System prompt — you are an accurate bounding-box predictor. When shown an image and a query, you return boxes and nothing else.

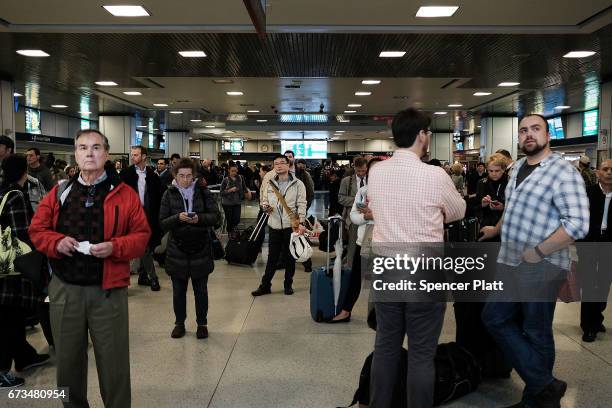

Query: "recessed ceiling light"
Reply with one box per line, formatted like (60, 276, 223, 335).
(103, 5, 150, 17)
(212, 79, 234, 84)
(13, 92, 22, 97)
(554, 105, 571, 109)
(205, 125, 215, 128)
(16, 49, 49, 57)
(416, 6, 459, 18)
(137, 125, 147, 128)
(379, 51, 405, 58)
(95, 81, 118, 86)
(498, 82, 520, 87)
(434, 112, 447, 115)
(473, 92, 492, 96)
(226, 91, 244, 96)
(448, 104, 463, 108)
(178, 51, 207, 58)
(563, 51, 596, 58)
(123, 91, 142, 95)
(362, 80, 381, 85)
(336, 131, 346, 133)
(257, 119, 268, 123)
(247, 110, 260, 113)
(355, 91, 372, 96)
(153, 103, 168, 107)
(170, 111, 183, 114)
(347, 104, 362, 108)
(344, 110, 357, 113)
(190, 119, 202, 122)
(51, 105, 67, 108)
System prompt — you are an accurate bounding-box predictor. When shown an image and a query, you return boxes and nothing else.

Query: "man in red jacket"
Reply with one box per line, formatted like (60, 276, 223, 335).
(29, 130, 150, 408)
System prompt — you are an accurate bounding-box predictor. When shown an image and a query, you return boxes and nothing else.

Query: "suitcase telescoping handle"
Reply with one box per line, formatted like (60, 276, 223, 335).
(249, 212, 269, 242)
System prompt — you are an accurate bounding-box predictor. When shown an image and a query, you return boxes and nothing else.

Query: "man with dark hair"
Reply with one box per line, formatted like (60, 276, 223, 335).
(0, 135, 15, 185)
(368, 108, 465, 408)
(467, 162, 487, 196)
(284, 150, 296, 174)
(170, 153, 181, 170)
(339, 156, 369, 267)
(26, 147, 54, 191)
(29, 130, 151, 407)
(121, 145, 163, 291)
(480, 113, 589, 408)
(495, 149, 515, 176)
(156, 158, 173, 187)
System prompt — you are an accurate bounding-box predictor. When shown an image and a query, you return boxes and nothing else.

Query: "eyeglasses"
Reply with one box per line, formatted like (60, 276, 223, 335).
(176, 174, 193, 179)
(85, 185, 96, 208)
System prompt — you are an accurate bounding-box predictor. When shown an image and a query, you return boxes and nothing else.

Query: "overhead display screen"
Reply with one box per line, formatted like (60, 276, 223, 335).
(547, 117, 564, 139)
(222, 140, 243, 152)
(25, 108, 42, 135)
(281, 140, 328, 159)
(583, 110, 598, 136)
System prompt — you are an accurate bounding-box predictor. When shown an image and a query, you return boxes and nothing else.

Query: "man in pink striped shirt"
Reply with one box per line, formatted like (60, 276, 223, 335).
(367, 108, 465, 408)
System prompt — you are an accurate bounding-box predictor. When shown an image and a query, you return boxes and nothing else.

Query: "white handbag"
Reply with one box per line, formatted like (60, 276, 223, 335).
(0, 190, 32, 278)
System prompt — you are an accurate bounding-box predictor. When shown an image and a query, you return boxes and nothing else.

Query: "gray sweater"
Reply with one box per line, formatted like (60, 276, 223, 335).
(220, 175, 247, 206)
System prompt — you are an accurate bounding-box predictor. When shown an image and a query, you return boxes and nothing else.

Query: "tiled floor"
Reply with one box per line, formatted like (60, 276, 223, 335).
(6, 217, 612, 407)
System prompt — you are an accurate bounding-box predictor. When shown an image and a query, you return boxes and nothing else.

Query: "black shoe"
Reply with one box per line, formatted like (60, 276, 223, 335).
(251, 287, 271, 296)
(196, 326, 208, 339)
(582, 331, 597, 342)
(534, 378, 567, 408)
(304, 266, 312, 273)
(0, 370, 25, 388)
(598, 324, 606, 333)
(284, 287, 294, 295)
(327, 313, 351, 324)
(137, 273, 151, 286)
(171, 325, 186, 338)
(15, 354, 50, 372)
(150, 278, 160, 291)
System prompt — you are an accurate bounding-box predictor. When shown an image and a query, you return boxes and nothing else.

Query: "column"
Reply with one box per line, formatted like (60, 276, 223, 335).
(165, 131, 189, 157)
(0, 80, 16, 145)
(599, 81, 612, 161)
(481, 116, 519, 160)
(98, 115, 136, 154)
(200, 140, 218, 162)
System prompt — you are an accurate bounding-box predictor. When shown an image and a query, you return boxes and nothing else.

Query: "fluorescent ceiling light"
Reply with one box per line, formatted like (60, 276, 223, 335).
(170, 111, 183, 114)
(344, 110, 357, 113)
(473, 92, 492, 96)
(95, 81, 118, 86)
(362, 80, 381, 85)
(448, 104, 463, 108)
(190, 119, 202, 122)
(434, 111, 447, 115)
(379, 51, 405, 58)
(416, 6, 459, 18)
(205, 125, 215, 128)
(257, 119, 268, 123)
(347, 104, 362, 108)
(355, 91, 372, 96)
(123, 91, 142, 95)
(13, 92, 22, 97)
(137, 125, 147, 128)
(477, 125, 482, 128)
(336, 130, 346, 133)
(178, 51, 207, 58)
(16, 49, 49, 57)
(153, 103, 168, 107)
(152, 128, 159, 131)
(51, 105, 67, 108)
(498, 82, 520, 87)
(563, 51, 596, 58)
(103, 5, 150, 17)
(554, 105, 571, 109)
(247, 110, 260, 113)
(80, 111, 92, 115)
(226, 91, 244, 96)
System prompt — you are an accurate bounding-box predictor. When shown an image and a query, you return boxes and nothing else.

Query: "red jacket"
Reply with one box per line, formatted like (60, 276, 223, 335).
(29, 180, 151, 290)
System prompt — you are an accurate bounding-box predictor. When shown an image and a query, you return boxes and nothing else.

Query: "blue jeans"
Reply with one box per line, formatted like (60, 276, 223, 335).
(482, 261, 565, 404)
(172, 276, 209, 326)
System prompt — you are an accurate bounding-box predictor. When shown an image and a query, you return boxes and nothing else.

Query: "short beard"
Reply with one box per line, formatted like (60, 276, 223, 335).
(520, 141, 547, 156)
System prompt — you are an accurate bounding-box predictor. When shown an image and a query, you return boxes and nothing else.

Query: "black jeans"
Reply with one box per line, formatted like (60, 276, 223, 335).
(341, 244, 362, 313)
(0, 305, 39, 370)
(223, 204, 242, 232)
(172, 276, 209, 327)
(261, 227, 296, 289)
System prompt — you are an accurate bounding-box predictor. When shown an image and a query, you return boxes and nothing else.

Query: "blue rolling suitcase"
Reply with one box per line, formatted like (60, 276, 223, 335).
(310, 216, 351, 322)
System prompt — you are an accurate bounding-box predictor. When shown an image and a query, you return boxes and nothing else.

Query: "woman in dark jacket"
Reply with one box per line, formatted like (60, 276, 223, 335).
(475, 153, 509, 238)
(159, 158, 221, 340)
(0, 154, 49, 388)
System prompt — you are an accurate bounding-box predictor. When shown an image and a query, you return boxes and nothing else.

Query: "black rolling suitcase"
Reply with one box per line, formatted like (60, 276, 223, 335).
(225, 213, 268, 266)
(445, 217, 480, 242)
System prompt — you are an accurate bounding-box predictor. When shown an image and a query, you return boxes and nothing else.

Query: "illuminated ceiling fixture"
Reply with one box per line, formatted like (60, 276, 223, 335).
(362, 80, 381, 85)
(137, 125, 147, 128)
(448, 104, 463, 108)
(103, 5, 150, 17)
(170, 111, 183, 114)
(473, 92, 492, 96)
(280, 114, 327, 123)
(554, 105, 571, 109)
(336, 130, 346, 133)
(95, 81, 118, 86)
(336, 115, 350, 123)
(13, 92, 22, 97)
(379, 51, 405, 58)
(178, 51, 207, 58)
(51, 105, 67, 108)
(416, 6, 459, 17)
(190, 119, 202, 122)
(153, 103, 168, 107)
(347, 104, 362, 108)
(257, 119, 268, 122)
(123, 91, 142, 95)
(434, 111, 447, 115)
(498, 82, 520, 87)
(80, 111, 92, 115)
(563, 51, 596, 58)
(226, 91, 244, 96)
(355, 91, 372, 96)
(227, 114, 248, 121)
(205, 125, 215, 128)
(247, 110, 260, 113)
(16, 49, 49, 57)
(213, 79, 234, 84)
(344, 110, 357, 113)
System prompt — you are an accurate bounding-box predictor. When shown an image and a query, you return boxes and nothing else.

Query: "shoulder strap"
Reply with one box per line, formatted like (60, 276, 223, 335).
(0, 190, 23, 216)
(269, 182, 296, 219)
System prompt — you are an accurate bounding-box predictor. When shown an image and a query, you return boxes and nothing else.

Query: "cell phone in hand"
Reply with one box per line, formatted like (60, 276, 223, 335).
(187, 212, 196, 218)
(490, 200, 501, 206)
(356, 202, 367, 209)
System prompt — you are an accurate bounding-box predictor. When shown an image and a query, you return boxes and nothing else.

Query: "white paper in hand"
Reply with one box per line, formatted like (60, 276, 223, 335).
(75, 241, 92, 255)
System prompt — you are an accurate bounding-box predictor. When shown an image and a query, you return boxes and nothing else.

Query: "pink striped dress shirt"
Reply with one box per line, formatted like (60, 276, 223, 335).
(368, 149, 466, 243)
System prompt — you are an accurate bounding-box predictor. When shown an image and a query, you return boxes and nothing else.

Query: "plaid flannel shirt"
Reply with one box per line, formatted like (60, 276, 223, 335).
(499, 153, 589, 270)
(0, 187, 33, 245)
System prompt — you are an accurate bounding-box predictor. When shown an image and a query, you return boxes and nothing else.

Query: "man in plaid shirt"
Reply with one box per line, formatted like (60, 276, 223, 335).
(480, 114, 589, 408)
